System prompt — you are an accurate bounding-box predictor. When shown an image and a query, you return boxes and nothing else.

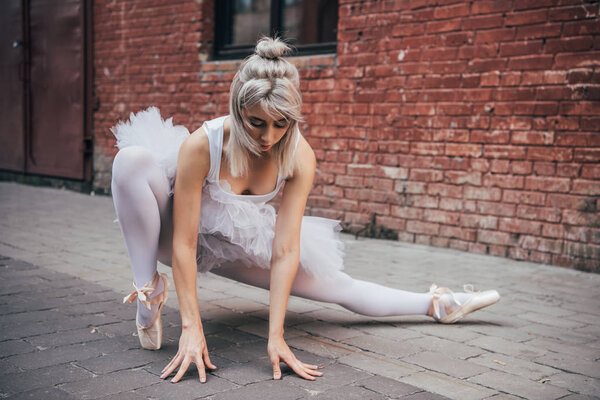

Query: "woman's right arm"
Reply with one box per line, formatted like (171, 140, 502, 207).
(160, 127, 215, 383)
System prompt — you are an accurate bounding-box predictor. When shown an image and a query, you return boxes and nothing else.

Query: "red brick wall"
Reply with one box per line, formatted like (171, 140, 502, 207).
(93, 0, 600, 271)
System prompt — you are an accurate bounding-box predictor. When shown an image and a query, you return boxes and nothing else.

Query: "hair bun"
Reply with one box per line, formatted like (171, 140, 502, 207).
(255, 36, 290, 60)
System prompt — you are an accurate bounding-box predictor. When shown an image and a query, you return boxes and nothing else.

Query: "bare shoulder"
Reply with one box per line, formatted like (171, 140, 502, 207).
(293, 134, 316, 178)
(177, 126, 211, 179)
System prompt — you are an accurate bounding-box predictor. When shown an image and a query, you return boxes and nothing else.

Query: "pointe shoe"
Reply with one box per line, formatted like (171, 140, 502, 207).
(427, 284, 500, 324)
(123, 272, 169, 350)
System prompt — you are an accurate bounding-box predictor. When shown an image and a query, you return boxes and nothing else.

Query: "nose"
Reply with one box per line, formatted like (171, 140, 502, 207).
(261, 125, 276, 143)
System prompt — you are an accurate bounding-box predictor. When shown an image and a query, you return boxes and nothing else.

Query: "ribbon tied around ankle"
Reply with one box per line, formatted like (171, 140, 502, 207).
(428, 283, 463, 320)
(123, 281, 156, 310)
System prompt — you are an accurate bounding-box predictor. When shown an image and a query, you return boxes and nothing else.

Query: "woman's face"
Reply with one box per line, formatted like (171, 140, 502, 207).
(243, 104, 289, 152)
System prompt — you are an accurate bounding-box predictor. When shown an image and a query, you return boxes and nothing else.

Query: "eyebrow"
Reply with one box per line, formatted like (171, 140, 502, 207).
(248, 116, 287, 123)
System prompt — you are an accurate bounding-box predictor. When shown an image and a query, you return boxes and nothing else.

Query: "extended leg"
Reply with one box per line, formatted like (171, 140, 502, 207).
(111, 146, 172, 326)
(212, 264, 472, 317)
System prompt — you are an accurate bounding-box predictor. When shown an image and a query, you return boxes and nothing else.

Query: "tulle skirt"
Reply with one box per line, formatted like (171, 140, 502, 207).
(111, 107, 345, 278)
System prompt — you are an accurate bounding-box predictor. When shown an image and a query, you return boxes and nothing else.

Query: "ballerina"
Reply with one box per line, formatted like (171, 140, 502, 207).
(110, 36, 500, 384)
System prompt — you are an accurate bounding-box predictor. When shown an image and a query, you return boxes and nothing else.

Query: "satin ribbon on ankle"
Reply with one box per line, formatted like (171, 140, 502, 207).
(123, 274, 160, 310)
(429, 283, 463, 320)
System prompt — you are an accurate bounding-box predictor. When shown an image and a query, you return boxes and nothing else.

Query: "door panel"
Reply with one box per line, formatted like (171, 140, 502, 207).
(27, 0, 85, 179)
(0, 0, 25, 172)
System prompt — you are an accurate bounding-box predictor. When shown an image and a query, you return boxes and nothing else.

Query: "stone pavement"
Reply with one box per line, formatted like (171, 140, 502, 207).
(0, 182, 598, 400)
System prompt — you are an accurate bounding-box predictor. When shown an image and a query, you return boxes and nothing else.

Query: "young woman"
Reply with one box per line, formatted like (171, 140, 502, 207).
(111, 37, 499, 384)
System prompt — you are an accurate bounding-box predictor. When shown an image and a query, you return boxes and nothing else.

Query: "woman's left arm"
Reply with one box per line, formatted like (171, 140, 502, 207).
(267, 137, 322, 381)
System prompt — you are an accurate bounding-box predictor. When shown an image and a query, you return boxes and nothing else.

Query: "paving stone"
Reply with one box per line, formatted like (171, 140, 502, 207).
(286, 362, 365, 391)
(209, 379, 307, 400)
(97, 391, 150, 400)
(534, 352, 600, 379)
(285, 335, 355, 359)
(0, 358, 21, 375)
(59, 369, 159, 399)
(296, 321, 363, 341)
(7, 342, 102, 370)
(7, 387, 80, 400)
(24, 326, 106, 348)
(134, 375, 238, 400)
(405, 336, 483, 360)
(313, 384, 387, 399)
(0, 339, 36, 357)
(402, 391, 452, 400)
(400, 371, 496, 400)
(546, 372, 600, 397)
(525, 337, 600, 361)
(338, 352, 420, 380)
(468, 352, 560, 382)
(468, 370, 570, 400)
(355, 323, 423, 341)
(342, 334, 422, 358)
(211, 360, 272, 385)
(76, 348, 160, 374)
(402, 351, 489, 379)
(468, 336, 546, 359)
(355, 375, 422, 397)
(0, 363, 94, 395)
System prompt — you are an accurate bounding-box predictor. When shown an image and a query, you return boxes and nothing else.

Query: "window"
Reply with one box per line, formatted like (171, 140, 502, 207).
(215, 0, 338, 60)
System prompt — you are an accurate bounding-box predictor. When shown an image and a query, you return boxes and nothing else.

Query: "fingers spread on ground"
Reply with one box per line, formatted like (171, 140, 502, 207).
(302, 362, 319, 370)
(171, 357, 191, 383)
(204, 352, 217, 370)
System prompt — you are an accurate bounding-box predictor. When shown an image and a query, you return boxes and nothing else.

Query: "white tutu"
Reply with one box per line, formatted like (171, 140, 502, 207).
(112, 107, 345, 278)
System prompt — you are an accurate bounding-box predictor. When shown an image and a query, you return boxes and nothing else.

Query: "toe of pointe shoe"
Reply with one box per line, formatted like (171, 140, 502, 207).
(439, 290, 500, 324)
(137, 319, 163, 350)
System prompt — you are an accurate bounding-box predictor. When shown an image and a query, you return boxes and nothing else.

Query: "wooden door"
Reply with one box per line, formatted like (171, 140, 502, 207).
(0, 0, 90, 181)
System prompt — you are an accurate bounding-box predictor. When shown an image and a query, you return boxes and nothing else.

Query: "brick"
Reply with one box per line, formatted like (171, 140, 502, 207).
(546, 36, 594, 53)
(556, 163, 581, 178)
(445, 143, 482, 157)
(439, 225, 476, 241)
(409, 168, 443, 182)
(508, 55, 554, 70)
(510, 160, 533, 174)
(476, 201, 517, 217)
(499, 40, 543, 56)
(549, 4, 598, 22)
(406, 220, 440, 235)
(445, 171, 482, 185)
(499, 217, 542, 235)
(581, 164, 600, 179)
(511, 131, 554, 145)
(483, 173, 524, 189)
(504, 9, 548, 26)
(475, 28, 516, 43)
(527, 147, 572, 162)
(490, 159, 510, 173)
(462, 14, 504, 30)
(472, 0, 512, 15)
(503, 189, 545, 205)
(525, 176, 570, 192)
(517, 205, 562, 222)
(471, 130, 510, 143)
(484, 145, 528, 159)
(516, 23, 562, 40)
(478, 230, 517, 246)
(572, 179, 600, 195)
(555, 51, 600, 68)
(464, 186, 501, 201)
(533, 161, 556, 176)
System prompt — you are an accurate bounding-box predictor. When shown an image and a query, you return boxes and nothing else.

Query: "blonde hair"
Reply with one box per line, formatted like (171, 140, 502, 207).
(227, 36, 304, 178)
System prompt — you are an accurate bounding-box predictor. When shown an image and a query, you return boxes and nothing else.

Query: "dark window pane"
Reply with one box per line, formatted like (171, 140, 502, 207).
(231, 0, 271, 46)
(281, 0, 337, 45)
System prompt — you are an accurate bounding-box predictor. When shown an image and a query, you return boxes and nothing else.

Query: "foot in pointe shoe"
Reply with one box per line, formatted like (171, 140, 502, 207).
(427, 284, 500, 324)
(123, 272, 169, 350)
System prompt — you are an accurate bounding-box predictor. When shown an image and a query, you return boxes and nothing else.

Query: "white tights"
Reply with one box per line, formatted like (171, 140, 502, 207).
(112, 146, 470, 326)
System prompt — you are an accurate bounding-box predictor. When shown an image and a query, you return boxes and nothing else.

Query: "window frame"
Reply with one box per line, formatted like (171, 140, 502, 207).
(214, 0, 338, 60)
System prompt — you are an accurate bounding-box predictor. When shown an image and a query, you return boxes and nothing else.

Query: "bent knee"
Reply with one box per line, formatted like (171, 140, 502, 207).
(112, 146, 155, 187)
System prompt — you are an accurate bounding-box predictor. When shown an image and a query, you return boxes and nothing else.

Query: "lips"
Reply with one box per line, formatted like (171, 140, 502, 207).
(260, 144, 271, 151)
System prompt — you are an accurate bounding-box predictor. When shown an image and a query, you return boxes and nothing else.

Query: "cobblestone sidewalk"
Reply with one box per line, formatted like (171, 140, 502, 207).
(0, 182, 599, 399)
